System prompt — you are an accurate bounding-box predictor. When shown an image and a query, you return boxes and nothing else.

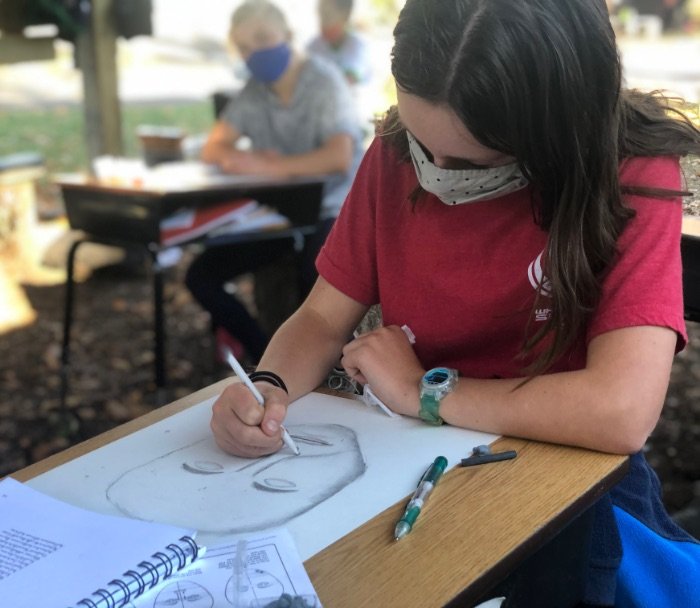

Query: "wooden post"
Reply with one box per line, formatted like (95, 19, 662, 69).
(75, 0, 123, 164)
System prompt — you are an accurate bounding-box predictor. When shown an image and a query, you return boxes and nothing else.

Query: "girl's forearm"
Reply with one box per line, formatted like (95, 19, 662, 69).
(257, 306, 353, 402)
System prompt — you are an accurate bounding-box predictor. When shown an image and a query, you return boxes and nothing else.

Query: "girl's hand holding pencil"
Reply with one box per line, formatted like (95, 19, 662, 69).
(211, 347, 299, 458)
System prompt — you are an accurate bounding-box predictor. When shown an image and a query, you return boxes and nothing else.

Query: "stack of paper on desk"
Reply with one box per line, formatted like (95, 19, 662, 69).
(0, 479, 320, 608)
(0, 477, 199, 608)
(160, 199, 290, 247)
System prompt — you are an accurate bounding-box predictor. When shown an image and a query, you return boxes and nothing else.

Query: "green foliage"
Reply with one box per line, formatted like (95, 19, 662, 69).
(0, 105, 86, 173)
(0, 101, 212, 174)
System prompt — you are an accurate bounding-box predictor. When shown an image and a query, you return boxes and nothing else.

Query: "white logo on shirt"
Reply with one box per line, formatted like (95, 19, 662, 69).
(527, 251, 552, 297)
(535, 308, 552, 322)
(528, 252, 552, 322)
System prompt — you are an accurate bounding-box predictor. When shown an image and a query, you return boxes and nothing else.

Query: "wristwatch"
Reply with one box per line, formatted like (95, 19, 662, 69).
(419, 367, 458, 425)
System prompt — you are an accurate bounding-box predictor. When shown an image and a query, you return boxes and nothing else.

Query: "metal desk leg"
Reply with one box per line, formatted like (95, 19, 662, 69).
(148, 246, 167, 406)
(59, 238, 85, 422)
(61, 239, 168, 411)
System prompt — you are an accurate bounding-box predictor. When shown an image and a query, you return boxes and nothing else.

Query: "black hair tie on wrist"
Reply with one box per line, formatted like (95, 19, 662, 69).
(248, 371, 288, 394)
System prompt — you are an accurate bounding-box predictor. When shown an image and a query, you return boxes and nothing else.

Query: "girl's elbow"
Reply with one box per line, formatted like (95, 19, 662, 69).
(608, 433, 648, 455)
(593, 427, 648, 455)
(605, 396, 664, 454)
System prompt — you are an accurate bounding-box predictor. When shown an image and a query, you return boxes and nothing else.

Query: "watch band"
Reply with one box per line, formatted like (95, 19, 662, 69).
(419, 392, 444, 425)
(419, 367, 458, 425)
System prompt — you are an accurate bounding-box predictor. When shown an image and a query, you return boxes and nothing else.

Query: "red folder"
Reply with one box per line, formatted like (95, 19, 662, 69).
(159, 199, 259, 247)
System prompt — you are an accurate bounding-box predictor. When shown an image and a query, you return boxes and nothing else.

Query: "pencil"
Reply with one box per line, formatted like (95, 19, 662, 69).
(222, 348, 300, 456)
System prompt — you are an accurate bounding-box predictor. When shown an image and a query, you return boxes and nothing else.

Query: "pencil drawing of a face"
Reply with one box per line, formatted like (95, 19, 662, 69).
(106, 424, 366, 533)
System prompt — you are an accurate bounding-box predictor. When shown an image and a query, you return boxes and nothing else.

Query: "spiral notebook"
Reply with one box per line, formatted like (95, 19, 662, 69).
(0, 477, 202, 608)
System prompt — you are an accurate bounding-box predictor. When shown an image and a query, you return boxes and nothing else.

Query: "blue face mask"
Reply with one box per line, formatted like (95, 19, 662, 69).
(245, 43, 291, 83)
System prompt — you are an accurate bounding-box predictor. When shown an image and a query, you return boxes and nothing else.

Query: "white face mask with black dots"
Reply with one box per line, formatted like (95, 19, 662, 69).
(407, 132, 528, 205)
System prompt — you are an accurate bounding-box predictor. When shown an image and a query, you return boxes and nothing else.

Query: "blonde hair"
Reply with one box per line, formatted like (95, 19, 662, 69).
(230, 0, 290, 38)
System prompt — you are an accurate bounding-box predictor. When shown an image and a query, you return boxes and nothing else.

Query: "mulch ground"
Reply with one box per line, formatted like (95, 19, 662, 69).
(0, 252, 229, 471)
(1, 157, 699, 539)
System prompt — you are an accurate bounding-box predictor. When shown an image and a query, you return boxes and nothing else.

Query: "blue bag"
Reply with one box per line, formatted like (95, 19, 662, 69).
(612, 454, 700, 607)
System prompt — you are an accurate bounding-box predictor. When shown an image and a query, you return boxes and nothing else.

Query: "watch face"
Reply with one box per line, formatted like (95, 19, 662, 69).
(424, 367, 452, 389)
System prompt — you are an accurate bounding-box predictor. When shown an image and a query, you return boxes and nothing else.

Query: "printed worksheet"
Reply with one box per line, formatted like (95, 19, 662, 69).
(133, 528, 320, 608)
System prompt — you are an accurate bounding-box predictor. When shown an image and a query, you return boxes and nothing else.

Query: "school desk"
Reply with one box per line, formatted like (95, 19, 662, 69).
(11, 379, 629, 608)
(55, 173, 324, 407)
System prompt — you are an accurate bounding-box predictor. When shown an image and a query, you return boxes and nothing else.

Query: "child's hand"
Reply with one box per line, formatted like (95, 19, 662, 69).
(210, 382, 290, 457)
(219, 150, 282, 176)
(340, 325, 424, 417)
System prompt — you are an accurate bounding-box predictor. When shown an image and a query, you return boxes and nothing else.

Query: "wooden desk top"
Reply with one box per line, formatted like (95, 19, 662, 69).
(55, 171, 326, 198)
(12, 381, 629, 607)
(55, 170, 326, 244)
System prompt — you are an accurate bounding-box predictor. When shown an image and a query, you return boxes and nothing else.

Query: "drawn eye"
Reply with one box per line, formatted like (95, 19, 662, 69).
(181, 461, 224, 475)
(253, 477, 298, 492)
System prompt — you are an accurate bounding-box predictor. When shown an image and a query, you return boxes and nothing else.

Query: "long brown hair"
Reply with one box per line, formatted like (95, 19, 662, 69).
(384, 0, 700, 375)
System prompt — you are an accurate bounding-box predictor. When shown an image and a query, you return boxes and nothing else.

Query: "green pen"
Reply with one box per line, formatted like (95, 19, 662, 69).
(394, 456, 448, 540)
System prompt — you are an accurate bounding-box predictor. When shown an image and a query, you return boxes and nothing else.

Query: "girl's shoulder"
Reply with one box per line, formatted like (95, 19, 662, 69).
(366, 135, 410, 165)
(619, 155, 681, 191)
(356, 137, 415, 191)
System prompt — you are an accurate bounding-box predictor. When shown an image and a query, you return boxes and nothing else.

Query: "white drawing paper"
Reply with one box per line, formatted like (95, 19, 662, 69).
(29, 392, 497, 560)
(106, 424, 366, 534)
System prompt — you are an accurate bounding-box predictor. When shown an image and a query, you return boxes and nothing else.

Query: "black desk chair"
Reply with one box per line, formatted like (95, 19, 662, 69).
(212, 90, 235, 119)
(682, 231, 700, 323)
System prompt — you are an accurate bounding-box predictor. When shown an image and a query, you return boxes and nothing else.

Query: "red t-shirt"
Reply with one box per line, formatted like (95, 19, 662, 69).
(317, 138, 687, 378)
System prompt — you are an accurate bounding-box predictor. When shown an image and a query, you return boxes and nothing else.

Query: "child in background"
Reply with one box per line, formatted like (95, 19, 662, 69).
(307, 0, 371, 87)
(186, 0, 363, 363)
(211, 0, 700, 605)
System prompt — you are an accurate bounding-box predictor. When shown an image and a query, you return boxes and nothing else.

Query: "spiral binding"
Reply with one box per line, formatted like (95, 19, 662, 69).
(72, 534, 201, 608)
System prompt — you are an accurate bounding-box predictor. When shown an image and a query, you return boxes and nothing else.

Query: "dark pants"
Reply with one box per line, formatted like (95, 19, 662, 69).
(185, 218, 335, 363)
